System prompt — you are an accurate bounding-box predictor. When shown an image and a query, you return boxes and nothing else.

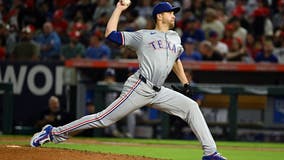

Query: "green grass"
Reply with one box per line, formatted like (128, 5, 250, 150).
(47, 143, 202, 160)
(46, 138, 284, 160)
(1, 135, 284, 160)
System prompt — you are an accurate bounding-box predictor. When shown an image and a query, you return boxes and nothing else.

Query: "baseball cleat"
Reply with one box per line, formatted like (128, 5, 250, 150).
(202, 152, 227, 160)
(30, 124, 53, 147)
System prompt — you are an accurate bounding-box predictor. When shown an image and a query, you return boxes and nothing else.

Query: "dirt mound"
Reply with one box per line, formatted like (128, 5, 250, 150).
(0, 145, 159, 160)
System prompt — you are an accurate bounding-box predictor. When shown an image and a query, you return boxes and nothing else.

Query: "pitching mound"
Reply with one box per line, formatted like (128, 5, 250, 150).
(0, 145, 159, 160)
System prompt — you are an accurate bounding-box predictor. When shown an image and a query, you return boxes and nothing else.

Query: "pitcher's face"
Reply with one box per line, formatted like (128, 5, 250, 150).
(161, 11, 176, 29)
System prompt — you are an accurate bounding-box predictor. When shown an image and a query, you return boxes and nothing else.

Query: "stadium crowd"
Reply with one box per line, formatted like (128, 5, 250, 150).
(0, 0, 284, 63)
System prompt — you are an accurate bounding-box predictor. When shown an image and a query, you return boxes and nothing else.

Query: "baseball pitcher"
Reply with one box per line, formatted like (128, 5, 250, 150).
(31, 1, 227, 160)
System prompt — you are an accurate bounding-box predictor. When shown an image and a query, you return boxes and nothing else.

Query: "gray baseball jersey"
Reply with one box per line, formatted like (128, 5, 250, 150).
(122, 29, 183, 87)
(50, 29, 217, 155)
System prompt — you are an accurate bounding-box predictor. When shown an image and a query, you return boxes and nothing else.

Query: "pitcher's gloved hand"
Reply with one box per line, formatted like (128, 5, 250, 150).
(171, 83, 193, 98)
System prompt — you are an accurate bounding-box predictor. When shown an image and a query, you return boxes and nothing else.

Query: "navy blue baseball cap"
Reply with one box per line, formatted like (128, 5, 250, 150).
(152, 2, 180, 19)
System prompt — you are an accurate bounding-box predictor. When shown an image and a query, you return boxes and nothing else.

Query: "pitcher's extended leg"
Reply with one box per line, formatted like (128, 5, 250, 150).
(51, 79, 149, 143)
(152, 87, 216, 156)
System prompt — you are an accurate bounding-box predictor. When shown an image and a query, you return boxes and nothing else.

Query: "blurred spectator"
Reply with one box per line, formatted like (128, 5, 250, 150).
(176, 8, 193, 31)
(86, 101, 96, 115)
(60, 30, 85, 60)
(250, 0, 273, 39)
(117, 15, 128, 31)
(208, 30, 228, 56)
(5, 24, 18, 56)
(199, 40, 223, 61)
(53, 0, 78, 9)
(74, 0, 96, 23)
(274, 29, 284, 48)
(189, 0, 205, 20)
(182, 0, 191, 9)
(225, 0, 236, 17)
(0, 40, 4, 60)
(0, 2, 4, 23)
(4, 2, 21, 29)
(245, 33, 262, 60)
(52, 9, 69, 44)
(71, 21, 91, 47)
(85, 30, 111, 59)
(221, 24, 235, 50)
(33, 2, 53, 29)
(63, 1, 78, 21)
(97, 68, 118, 100)
(34, 96, 74, 130)
(202, 8, 224, 40)
(36, 0, 53, 12)
(231, 1, 251, 32)
(36, 22, 61, 60)
(133, 10, 147, 29)
(272, 0, 284, 30)
(255, 40, 279, 63)
(73, 7, 85, 23)
(246, 0, 259, 16)
(215, 3, 229, 25)
(273, 31, 284, 63)
(181, 17, 205, 43)
(225, 37, 247, 62)
(18, 0, 39, 29)
(92, 11, 109, 34)
(0, 23, 7, 59)
(124, 9, 147, 31)
(230, 16, 248, 44)
(204, 0, 215, 8)
(93, 0, 114, 23)
(72, 21, 88, 32)
(11, 24, 39, 61)
(136, 0, 152, 18)
(4, 28, 14, 59)
(180, 37, 202, 61)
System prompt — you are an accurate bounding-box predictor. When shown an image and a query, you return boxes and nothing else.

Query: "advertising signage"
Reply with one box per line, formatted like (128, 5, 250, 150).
(0, 61, 66, 126)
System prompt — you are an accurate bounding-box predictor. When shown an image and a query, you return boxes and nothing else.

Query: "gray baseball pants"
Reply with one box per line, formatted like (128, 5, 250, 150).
(51, 73, 217, 155)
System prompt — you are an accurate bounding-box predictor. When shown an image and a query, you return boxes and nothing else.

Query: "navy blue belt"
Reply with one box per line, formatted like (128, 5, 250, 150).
(139, 74, 161, 92)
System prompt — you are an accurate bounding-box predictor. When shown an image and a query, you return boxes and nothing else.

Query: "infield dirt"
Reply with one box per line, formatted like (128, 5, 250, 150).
(0, 136, 162, 160)
(0, 145, 161, 160)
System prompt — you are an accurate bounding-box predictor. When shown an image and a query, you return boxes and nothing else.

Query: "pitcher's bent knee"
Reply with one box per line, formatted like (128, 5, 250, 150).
(182, 100, 201, 120)
(185, 100, 199, 112)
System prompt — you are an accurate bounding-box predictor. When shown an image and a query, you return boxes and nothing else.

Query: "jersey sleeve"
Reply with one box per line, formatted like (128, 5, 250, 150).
(121, 31, 143, 50)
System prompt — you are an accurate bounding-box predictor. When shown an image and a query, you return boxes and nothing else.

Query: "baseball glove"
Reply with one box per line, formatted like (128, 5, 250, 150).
(171, 83, 193, 98)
